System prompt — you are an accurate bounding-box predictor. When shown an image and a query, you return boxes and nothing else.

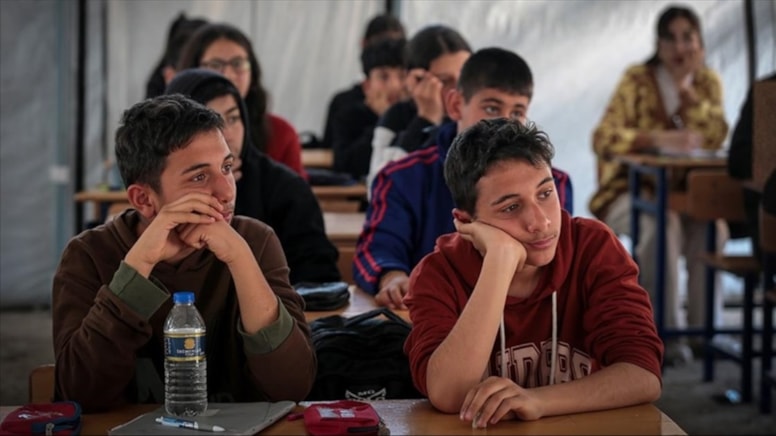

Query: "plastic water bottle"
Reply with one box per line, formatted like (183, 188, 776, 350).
(164, 291, 208, 416)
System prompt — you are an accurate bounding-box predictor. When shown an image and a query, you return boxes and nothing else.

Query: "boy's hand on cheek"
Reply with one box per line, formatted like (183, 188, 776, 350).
(412, 73, 445, 125)
(453, 218, 526, 263)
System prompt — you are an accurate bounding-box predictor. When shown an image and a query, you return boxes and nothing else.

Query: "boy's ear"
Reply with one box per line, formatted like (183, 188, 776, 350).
(126, 184, 157, 219)
(444, 89, 464, 122)
(452, 208, 473, 224)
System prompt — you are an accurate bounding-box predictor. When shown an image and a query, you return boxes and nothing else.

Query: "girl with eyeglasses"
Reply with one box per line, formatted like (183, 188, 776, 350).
(178, 23, 306, 179)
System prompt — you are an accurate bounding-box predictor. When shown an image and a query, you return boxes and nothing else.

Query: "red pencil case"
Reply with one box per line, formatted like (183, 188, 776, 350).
(288, 400, 383, 436)
(0, 401, 81, 435)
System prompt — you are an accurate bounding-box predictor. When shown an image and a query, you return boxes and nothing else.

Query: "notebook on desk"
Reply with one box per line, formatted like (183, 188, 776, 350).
(108, 401, 295, 435)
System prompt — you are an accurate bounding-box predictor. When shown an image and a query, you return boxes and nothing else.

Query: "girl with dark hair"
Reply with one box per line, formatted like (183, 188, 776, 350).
(178, 23, 306, 179)
(590, 5, 729, 365)
(144, 13, 208, 99)
(367, 25, 471, 190)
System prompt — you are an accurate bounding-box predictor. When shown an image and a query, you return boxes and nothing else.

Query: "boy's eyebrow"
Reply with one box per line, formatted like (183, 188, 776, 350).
(479, 97, 504, 105)
(181, 163, 210, 175)
(180, 152, 235, 175)
(489, 176, 555, 206)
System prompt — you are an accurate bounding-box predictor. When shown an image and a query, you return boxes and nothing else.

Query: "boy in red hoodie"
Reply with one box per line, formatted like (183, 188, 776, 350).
(403, 118, 663, 427)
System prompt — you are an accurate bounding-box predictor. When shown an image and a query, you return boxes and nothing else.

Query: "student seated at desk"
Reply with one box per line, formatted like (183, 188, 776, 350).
(331, 38, 407, 181)
(178, 23, 307, 179)
(52, 95, 316, 412)
(165, 68, 340, 285)
(589, 5, 728, 363)
(321, 13, 406, 151)
(367, 24, 471, 191)
(354, 48, 573, 309)
(404, 118, 663, 425)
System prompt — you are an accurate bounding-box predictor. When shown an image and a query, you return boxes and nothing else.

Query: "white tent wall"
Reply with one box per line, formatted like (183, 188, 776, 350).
(0, 0, 773, 307)
(401, 0, 775, 217)
(1, 0, 79, 308)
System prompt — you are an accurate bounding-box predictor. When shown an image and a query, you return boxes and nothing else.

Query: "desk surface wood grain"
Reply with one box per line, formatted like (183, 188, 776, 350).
(0, 400, 685, 435)
(302, 149, 333, 169)
(614, 153, 727, 169)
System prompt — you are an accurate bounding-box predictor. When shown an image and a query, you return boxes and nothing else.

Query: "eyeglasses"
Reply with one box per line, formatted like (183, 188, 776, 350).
(200, 57, 251, 73)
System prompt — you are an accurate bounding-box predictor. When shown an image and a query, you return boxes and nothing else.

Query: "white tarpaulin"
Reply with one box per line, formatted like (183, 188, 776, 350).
(1, 0, 774, 306)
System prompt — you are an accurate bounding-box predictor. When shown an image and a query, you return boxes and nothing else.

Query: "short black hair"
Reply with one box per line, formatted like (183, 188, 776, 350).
(405, 25, 470, 70)
(361, 37, 406, 76)
(444, 118, 554, 215)
(458, 47, 533, 101)
(363, 13, 405, 45)
(115, 94, 224, 192)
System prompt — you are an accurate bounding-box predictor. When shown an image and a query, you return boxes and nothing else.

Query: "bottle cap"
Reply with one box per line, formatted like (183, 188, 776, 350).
(173, 291, 195, 304)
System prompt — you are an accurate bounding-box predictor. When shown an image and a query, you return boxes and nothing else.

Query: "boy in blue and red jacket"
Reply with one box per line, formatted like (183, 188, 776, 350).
(353, 48, 573, 308)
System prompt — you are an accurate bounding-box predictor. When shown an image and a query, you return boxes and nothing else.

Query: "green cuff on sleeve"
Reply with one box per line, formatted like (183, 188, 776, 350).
(238, 297, 294, 355)
(109, 261, 169, 320)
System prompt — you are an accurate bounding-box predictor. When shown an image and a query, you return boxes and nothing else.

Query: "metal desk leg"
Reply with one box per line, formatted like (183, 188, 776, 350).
(703, 223, 717, 382)
(629, 168, 642, 266)
(655, 168, 668, 341)
(761, 259, 774, 413)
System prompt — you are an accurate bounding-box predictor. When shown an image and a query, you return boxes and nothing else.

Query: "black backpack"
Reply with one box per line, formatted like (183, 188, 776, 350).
(306, 308, 423, 401)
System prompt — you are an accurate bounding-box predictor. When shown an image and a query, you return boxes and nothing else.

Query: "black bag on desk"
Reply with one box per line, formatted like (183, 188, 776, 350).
(294, 281, 350, 311)
(306, 308, 422, 401)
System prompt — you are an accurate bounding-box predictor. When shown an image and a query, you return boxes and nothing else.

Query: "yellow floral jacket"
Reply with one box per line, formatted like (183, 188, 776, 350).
(589, 64, 728, 220)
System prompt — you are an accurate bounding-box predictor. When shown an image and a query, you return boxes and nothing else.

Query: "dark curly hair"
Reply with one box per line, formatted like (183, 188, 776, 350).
(115, 94, 224, 192)
(445, 118, 554, 214)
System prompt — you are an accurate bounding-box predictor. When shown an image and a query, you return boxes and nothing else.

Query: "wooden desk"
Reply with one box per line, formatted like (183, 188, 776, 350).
(323, 212, 364, 283)
(312, 184, 368, 212)
(75, 186, 369, 204)
(74, 190, 129, 223)
(301, 149, 333, 169)
(304, 286, 409, 323)
(311, 184, 367, 202)
(752, 80, 776, 189)
(74, 186, 369, 223)
(323, 212, 364, 243)
(614, 153, 727, 341)
(0, 400, 686, 435)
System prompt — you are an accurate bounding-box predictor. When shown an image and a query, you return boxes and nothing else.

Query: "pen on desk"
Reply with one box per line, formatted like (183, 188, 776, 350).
(155, 416, 225, 433)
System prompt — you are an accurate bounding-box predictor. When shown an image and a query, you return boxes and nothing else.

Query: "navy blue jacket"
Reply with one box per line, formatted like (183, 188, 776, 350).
(354, 122, 573, 294)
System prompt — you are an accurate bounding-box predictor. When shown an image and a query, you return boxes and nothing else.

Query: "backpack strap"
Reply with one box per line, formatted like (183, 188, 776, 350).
(343, 308, 409, 328)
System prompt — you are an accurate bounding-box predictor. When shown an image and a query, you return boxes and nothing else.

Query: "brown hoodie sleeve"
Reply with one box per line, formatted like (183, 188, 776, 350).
(52, 239, 167, 412)
(237, 219, 317, 401)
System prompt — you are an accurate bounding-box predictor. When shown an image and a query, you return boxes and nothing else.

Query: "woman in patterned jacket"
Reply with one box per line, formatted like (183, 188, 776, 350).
(589, 5, 728, 365)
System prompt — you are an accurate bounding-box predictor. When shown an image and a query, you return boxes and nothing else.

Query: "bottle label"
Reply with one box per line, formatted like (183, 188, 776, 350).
(164, 332, 206, 362)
